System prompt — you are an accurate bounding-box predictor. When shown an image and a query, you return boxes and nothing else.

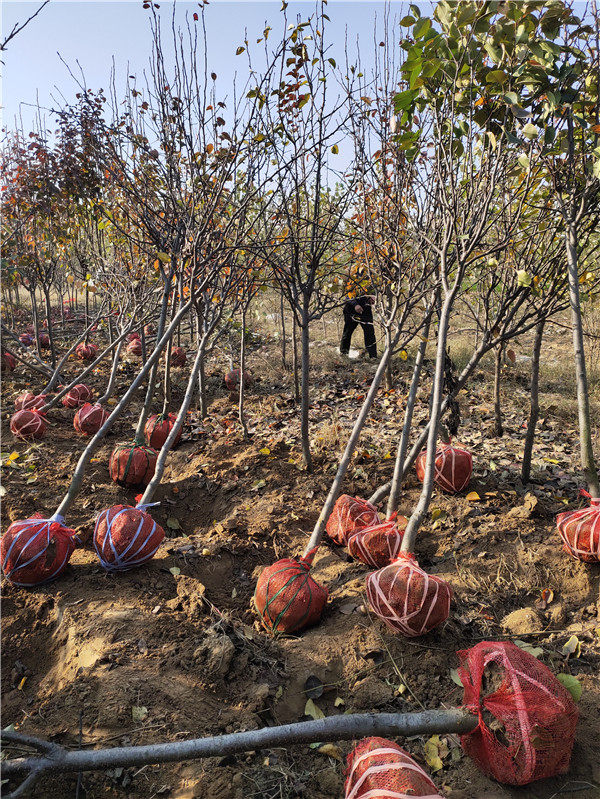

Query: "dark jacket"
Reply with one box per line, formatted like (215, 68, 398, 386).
(343, 295, 373, 317)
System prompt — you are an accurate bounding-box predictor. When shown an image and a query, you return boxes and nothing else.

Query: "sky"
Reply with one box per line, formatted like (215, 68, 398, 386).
(2, 0, 423, 133)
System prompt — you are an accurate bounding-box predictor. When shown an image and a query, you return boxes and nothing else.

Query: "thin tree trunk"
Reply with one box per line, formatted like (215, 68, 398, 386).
(384, 326, 393, 391)
(31, 289, 41, 359)
(239, 305, 249, 439)
(97, 340, 124, 406)
(300, 301, 312, 472)
(493, 342, 504, 437)
(280, 293, 287, 369)
(43, 288, 57, 370)
(292, 312, 300, 402)
(521, 319, 545, 484)
(85, 286, 90, 343)
(198, 346, 208, 418)
(566, 221, 600, 497)
(386, 318, 431, 518)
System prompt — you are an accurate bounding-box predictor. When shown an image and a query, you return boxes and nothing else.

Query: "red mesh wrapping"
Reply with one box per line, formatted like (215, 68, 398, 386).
(345, 737, 444, 799)
(347, 516, 408, 568)
(38, 333, 50, 348)
(10, 409, 47, 441)
(94, 504, 165, 572)
(109, 442, 158, 487)
(224, 369, 252, 391)
(144, 412, 182, 449)
(19, 333, 34, 346)
(62, 383, 93, 408)
(143, 325, 153, 336)
(556, 496, 600, 563)
(170, 346, 187, 367)
(326, 495, 380, 546)
(74, 403, 109, 436)
(254, 549, 328, 634)
(415, 443, 473, 494)
(2, 351, 16, 373)
(75, 342, 98, 361)
(127, 332, 141, 342)
(15, 392, 46, 411)
(366, 552, 452, 637)
(127, 338, 142, 356)
(1, 513, 79, 586)
(458, 641, 579, 785)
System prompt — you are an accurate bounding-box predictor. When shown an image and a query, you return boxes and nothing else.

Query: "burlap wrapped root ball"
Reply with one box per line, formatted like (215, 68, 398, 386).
(366, 552, 452, 637)
(75, 342, 98, 361)
(556, 494, 600, 563)
(15, 391, 46, 411)
(1, 351, 16, 373)
(74, 403, 109, 436)
(326, 494, 380, 546)
(144, 412, 182, 449)
(10, 409, 47, 441)
(254, 550, 328, 634)
(345, 737, 444, 799)
(347, 516, 408, 568)
(224, 368, 252, 391)
(170, 346, 187, 367)
(458, 641, 579, 785)
(109, 442, 158, 487)
(416, 442, 473, 494)
(94, 504, 165, 571)
(1, 514, 79, 586)
(38, 333, 50, 348)
(62, 383, 93, 409)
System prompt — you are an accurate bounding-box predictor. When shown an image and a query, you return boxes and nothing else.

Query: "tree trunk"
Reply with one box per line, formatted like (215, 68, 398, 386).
(566, 221, 600, 496)
(493, 342, 504, 437)
(521, 319, 545, 484)
(97, 340, 124, 405)
(280, 293, 287, 369)
(384, 326, 393, 390)
(43, 288, 57, 370)
(292, 313, 300, 402)
(239, 306, 249, 439)
(198, 346, 208, 418)
(300, 301, 312, 473)
(30, 289, 41, 359)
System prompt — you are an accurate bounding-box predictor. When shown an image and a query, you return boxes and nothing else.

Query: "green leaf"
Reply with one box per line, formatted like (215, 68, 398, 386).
(400, 15, 415, 27)
(517, 270, 532, 288)
(167, 517, 181, 530)
(514, 639, 543, 658)
(450, 668, 463, 686)
(331, 144, 339, 154)
(132, 706, 148, 722)
(486, 69, 508, 85)
(556, 674, 582, 703)
(414, 18, 431, 38)
(169, 566, 181, 576)
(156, 252, 170, 263)
(522, 123, 539, 139)
(327, 57, 336, 68)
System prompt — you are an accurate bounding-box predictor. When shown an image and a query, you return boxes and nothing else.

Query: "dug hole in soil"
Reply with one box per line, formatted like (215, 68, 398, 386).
(1, 341, 599, 799)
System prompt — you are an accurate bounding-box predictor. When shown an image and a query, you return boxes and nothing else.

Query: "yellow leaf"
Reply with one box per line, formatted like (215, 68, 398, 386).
(423, 735, 444, 772)
(7, 451, 20, 462)
(399, 350, 408, 361)
(304, 698, 325, 720)
(18, 676, 27, 691)
(317, 743, 342, 761)
(259, 447, 271, 455)
(543, 457, 559, 464)
(562, 635, 581, 658)
(156, 252, 170, 263)
(383, 451, 392, 460)
(466, 491, 481, 501)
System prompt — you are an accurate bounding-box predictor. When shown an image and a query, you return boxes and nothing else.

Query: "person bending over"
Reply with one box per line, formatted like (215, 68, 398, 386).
(340, 295, 377, 358)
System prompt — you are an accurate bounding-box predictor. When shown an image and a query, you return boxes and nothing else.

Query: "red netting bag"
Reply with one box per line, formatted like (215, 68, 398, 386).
(224, 369, 252, 391)
(38, 333, 50, 348)
(93, 503, 165, 572)
(170, 346, 187, 367)
(144, 412, 182, 449)
(347, 516, 408, 568)
(74, 403, 109, 436)
(15, 392, 46, 411)
(10, 409, 47, 441)
(458, 640, 579, 785)
(556, 492, 600, 563)
(326, 495, 380, 546)
(75, 342, 98, 361)
(109, 442, 158, 487)
(366, 552, 452, 637)
(19, 333, 33, 346)
(415, 442, 473, 494)
(127, 338, 142, 356)
(344, 737, 444, 799)
(1, 351, 16, 373)
(62, 383, 93, 408)
(1, 513, 79, 586)
(127, 332, 141, 342)
(254, 549, 328, 634)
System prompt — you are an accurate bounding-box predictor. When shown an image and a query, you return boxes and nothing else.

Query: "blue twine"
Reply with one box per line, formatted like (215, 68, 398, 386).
(94, 506, 161, 572)
(2, 516, 76, 586)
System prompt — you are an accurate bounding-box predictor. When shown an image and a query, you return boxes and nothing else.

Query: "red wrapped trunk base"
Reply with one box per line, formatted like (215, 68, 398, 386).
(94, 504, 165, 571)
(326, 494, 380, 546)
(15, 392, 46, 411)
(415, 443, 472, 493)
(127, 338, 143, 356)
(109, 443, 158, 487)
(556, 496, 600, 563)
(345, 737, 444, 799)
(19, 333, 33, 346)
(1, 514, 79, 586)
(366, 552, 452, 637)
(254, 550, 328, 634)
(144, 413, 182, 449)
(170, 346, 187, 367)
(62, 383, 93, 408)
(224, 369, 252, 391)
(1, 351, 16, 372)
(74, 403, 109, 436)
(75, 343, 98, 361)
(38, 333, 50, 348)
(347, 516, 407, 568)
(458, 641, 578, 785)
(10, 409, 47, 440)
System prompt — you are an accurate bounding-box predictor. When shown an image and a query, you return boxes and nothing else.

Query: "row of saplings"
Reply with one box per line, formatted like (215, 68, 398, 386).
(1, 381, 598, 797)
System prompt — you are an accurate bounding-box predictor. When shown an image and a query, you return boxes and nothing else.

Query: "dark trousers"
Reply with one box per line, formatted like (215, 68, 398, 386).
(340, 312, 377, 358)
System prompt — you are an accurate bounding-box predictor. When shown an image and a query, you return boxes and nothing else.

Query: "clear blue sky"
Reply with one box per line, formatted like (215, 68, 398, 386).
(2, 0, 422, 132)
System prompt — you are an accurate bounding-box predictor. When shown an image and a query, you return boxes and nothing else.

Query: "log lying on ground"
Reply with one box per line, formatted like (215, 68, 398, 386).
(1, 708, 477, 798)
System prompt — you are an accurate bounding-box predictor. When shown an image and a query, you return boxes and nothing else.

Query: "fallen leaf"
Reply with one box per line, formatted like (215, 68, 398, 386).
(514, 640, 543, 658)
(562, 635, 581, 658)
(423, 735, 445, 772)
(132, 706, 148, 722)
(304, 698, 325, 721)
(556, 673, 582, 702)
(167, 517, 181, 530)
(466, 491, 481, 501)
(334, 697, 345, 707)
(259, 447, 271, 455)
(304, 675, 324, 700)
(169, 566, 181, 576)
(317, 743, 342, 761)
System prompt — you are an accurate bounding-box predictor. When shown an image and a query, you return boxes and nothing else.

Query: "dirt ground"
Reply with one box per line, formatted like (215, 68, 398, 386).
(1, 311, 599, 799)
